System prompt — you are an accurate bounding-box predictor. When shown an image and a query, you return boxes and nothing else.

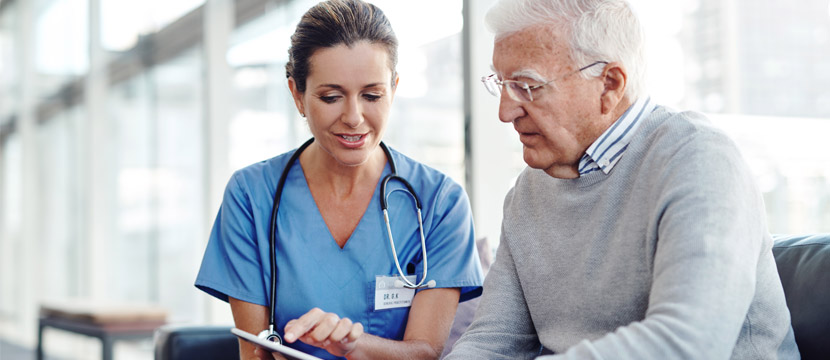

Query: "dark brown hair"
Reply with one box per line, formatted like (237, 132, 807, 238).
(286, 0, 399, 93)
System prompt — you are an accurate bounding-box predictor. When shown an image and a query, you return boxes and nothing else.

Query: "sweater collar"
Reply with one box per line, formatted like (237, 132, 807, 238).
(578, 97, 655, 177)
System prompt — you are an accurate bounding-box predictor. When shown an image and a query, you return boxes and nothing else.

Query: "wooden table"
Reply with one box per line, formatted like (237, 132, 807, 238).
(36, 301, 167, 360)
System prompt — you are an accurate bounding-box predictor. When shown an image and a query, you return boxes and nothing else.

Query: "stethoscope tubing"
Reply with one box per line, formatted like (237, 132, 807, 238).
(265, 138, 430, 341)
(267, 138, 314, 337)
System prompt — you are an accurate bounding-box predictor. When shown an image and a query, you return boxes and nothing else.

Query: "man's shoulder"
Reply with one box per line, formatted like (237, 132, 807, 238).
(639, 106, 740, 159)
(633, 106, 753, 190)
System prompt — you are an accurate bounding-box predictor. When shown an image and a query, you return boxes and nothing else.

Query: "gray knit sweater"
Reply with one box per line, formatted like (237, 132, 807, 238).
(446, 107, 799, 359)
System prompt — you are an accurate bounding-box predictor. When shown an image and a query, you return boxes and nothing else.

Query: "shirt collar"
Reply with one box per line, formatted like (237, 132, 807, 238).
(578, 96, 655, 176)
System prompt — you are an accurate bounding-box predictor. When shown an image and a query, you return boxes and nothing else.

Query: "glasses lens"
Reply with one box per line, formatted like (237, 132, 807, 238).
(506, 81, 532, 102)
(482, 75, 500, 97)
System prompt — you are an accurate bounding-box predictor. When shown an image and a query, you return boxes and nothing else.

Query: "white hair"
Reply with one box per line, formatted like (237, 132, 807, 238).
(485, 0, 646, 100)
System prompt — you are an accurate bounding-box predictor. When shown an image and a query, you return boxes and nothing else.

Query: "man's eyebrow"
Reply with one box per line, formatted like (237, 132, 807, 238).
(510, 69, 547, 83)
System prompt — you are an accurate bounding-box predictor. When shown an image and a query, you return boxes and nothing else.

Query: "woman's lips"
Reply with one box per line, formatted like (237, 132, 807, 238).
(336, 134, 366, 148)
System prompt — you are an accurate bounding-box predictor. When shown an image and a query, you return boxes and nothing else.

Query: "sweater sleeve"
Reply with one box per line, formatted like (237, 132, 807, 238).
(539, 132, 769, 359)
(445, 224, 542, 360)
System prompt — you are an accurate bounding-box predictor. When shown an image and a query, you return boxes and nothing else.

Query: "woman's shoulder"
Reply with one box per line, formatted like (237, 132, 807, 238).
(228, 149, 298, 193)
(385, 146, 469, 210)
(387, 146, 459, 187)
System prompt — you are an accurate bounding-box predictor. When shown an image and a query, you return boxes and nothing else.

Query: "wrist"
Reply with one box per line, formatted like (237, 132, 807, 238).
(343, 333, 367, 360)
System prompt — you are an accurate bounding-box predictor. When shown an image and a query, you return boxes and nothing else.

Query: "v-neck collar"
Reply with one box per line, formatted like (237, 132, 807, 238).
(279, 158, 393, 289)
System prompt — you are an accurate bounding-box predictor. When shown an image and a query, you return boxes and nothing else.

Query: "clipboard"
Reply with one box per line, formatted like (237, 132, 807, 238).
(231, 327, 323, 360)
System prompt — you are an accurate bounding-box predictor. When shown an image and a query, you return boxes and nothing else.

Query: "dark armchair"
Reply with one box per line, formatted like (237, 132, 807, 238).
(772, 234, 830, 359)
(154, 325, 237, 360)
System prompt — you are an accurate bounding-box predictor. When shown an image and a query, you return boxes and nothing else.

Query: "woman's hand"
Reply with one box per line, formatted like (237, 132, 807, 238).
(282, 307, 364, 357)
(253, 346, 287, 360)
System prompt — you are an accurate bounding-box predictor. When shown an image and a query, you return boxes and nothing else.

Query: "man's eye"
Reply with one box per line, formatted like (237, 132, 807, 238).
(508, 82, 529, 92)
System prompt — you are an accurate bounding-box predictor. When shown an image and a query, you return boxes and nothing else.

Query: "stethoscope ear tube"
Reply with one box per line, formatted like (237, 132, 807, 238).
(380, 175, 422, 210)
(267, 138, 315, 334)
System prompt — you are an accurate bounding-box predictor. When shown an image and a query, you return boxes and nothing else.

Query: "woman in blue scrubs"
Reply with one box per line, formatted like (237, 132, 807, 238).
(195, 1, 483, 359)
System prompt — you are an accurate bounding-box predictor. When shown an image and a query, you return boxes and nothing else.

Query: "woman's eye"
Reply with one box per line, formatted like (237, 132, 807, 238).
(319, 96, 339, 104)
(363, 94, 382, 102)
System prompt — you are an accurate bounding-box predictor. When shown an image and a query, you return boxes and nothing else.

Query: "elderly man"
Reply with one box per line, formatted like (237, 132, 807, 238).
(447, 0, 800, 359)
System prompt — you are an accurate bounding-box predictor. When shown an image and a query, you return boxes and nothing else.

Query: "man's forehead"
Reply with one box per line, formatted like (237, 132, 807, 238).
(496, 26, 560, 51)
(492, 26, 571, 78)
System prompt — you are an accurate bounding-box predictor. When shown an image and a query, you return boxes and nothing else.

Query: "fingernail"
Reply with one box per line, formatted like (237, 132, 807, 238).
(284, 333, 295, 342)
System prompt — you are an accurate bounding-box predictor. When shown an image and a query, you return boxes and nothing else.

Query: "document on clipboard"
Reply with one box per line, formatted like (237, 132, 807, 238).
(231, 327, 323, 360)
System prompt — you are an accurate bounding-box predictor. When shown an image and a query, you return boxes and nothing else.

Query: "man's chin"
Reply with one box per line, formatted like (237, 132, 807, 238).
(522, 150, 546, 170)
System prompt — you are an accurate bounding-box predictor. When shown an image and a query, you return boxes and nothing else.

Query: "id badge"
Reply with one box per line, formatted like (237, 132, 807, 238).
(374, 275, 416, 310)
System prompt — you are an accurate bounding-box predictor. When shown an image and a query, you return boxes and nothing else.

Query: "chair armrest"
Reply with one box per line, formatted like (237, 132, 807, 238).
(154, 324, 238, 360)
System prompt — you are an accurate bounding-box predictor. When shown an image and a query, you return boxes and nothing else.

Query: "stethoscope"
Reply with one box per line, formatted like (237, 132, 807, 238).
(259, 138, 435, 344)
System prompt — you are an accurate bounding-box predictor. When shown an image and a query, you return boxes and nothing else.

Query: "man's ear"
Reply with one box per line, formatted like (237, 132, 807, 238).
(287, 77, 305, 117)
(600, 62, 627, 115)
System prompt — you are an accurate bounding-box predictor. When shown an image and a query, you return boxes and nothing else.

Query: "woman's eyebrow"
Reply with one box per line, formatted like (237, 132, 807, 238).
(314, 83, 387, 90)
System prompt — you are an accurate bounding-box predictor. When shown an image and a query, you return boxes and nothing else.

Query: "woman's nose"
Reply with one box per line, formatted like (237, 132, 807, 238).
(342, 97, 363, 128)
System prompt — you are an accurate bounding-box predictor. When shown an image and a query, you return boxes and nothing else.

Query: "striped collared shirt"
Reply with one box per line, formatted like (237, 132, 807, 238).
(578, 97, 655, 176)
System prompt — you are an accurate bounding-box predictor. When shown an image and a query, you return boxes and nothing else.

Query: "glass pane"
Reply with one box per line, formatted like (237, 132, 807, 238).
(101, 0, 205, 51)
(33, 0, 89, 98)
(0, 4, 18, 120)
(152, 47, 206, 323)
(109, 72, 155, 302)
(630, 0, 830, 234)
(108, 46, 206, 322)
(0, 134, 22, 319)
(37, 107, 84, 300)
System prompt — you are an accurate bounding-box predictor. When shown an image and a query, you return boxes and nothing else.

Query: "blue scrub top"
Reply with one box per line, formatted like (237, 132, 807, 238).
(195, 144, 483, 359)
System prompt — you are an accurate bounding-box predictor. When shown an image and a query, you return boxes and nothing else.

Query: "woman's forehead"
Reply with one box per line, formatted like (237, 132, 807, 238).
(306, 42, 394, 88)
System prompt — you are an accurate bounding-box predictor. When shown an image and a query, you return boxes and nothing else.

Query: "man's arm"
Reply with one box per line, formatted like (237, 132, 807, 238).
(540, 134, 774, 359)
(445, 231, 541, 360)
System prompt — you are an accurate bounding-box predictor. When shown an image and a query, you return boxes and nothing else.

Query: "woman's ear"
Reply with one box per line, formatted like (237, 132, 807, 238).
(600, 62, 627, 115)
(390, 74, 400, 100)
(287, 77, 305, 117)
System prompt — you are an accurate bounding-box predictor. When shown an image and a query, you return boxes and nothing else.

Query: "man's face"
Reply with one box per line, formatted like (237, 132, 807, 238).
(492, 25, 609, 179)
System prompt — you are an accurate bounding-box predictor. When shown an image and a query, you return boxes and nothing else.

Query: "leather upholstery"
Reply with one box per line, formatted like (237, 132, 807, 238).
(772, 234, 830, 359)
(154, 325, 237, 360)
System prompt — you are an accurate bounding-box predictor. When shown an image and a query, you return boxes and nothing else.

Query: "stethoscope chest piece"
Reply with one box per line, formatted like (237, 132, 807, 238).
(258, 328, 283, 344)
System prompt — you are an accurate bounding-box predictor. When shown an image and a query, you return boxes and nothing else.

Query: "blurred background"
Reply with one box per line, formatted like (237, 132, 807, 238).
(0, 0, 828, 358)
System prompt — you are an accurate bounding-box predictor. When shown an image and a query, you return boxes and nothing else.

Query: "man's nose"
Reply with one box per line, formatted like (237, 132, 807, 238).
(498, 91, 525, 123)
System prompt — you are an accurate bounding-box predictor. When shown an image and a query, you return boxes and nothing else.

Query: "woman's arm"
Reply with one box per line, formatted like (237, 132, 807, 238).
(341, 287, 460, 360)
(274, 287, 461, 360)
(232, 288, 461, 360)
(229, 297, 287, 360)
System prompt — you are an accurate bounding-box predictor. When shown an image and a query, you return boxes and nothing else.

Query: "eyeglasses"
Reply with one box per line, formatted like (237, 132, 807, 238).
(481, 61, 608, 102)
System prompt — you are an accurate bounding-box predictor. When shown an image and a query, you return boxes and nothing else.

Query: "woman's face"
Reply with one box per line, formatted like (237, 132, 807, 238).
(290, 41, 397, 168)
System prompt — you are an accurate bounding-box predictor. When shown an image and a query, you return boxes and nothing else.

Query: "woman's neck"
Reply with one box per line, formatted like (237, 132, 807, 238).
(299, 143, 387, 199)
